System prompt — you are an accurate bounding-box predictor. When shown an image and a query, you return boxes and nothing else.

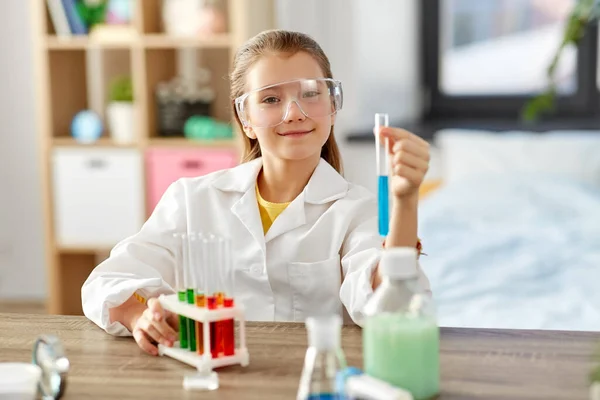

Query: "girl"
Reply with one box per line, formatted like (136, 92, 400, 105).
(81, 29, 431, 355)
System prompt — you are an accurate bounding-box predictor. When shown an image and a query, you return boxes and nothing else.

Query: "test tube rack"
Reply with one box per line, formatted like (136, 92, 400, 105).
(157, 294, 249, 372)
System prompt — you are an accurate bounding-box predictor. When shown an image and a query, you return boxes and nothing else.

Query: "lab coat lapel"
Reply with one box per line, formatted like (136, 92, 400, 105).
(213, 157, 349, 247)
(213, 158, 266, 254)
(264, 158, 348, 243)
(263, 194, 305, 243)
(231, 187, 266, 254)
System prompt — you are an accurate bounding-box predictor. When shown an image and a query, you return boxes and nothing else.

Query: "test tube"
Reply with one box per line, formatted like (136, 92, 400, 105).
(214, 236, 228, 358)
(173, 233, 188, 349)
(202, 234, 218, 358)
(221, 237, 235, 357)
(190, 233, 205, 356)
(182, 233, 197, 352)
(375, 113, 390, 237)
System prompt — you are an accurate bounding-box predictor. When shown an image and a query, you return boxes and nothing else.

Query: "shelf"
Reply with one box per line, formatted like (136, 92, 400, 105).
(55, 245, 114, 254)
(46, 36, 89, 49)
(45, 33, 232, 50)
(45, 36, 135, 50)
(147, 138, 238, 148)
(143, 34, 232, 49)
(48, 51, 88, 136)
(52, 137, 139, 148)
(36, 0, 275, 316)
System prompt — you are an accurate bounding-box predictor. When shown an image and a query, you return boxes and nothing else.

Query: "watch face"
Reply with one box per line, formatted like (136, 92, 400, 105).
(33, 335, 69, 400)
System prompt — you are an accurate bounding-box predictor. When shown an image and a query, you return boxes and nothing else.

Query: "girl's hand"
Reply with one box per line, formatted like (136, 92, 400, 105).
(131, 298, 179, 356)
(378, 127, 430, 199)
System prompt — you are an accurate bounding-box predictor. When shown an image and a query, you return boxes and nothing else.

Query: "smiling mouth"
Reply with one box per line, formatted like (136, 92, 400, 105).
(277, 129, 314, 137)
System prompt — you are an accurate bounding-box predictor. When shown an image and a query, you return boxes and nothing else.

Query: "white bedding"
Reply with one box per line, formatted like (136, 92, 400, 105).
(418, 174, 600, 331)
(435, 129, 600, 189)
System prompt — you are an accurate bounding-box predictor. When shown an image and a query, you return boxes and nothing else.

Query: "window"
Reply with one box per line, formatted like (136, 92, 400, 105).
(422, 0, 599, 120)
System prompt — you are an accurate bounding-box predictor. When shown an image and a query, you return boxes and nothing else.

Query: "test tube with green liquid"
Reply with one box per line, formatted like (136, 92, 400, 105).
(182, 232, 197, 352)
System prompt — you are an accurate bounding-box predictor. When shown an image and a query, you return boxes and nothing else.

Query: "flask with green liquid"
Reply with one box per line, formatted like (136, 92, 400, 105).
(363, 247, 439, 400)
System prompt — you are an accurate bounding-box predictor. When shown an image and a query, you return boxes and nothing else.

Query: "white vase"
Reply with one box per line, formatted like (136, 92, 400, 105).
(162, 0, 204, 37)
(107, 102, 135, 144)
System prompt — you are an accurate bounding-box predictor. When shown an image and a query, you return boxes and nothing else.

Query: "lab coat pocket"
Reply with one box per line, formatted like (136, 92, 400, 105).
(288, 255, 342, 322)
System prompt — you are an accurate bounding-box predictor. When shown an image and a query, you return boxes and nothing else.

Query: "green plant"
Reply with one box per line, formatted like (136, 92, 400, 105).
(522, 0, 600, 122)
(109, 76, 133, 103)
(591, 343, 600, 384)
(76, 0, 108, 28)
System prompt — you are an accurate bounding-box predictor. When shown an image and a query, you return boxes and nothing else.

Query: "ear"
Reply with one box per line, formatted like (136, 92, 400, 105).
(243, 125, 257, 140)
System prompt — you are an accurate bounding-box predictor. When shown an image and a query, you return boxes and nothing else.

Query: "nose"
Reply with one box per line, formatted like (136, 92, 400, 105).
(284, 100, 307, 123)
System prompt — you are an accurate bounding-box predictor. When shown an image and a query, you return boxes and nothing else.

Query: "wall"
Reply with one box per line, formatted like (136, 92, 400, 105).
(0, 0, 46, 299)
(275, 0, 425, 193)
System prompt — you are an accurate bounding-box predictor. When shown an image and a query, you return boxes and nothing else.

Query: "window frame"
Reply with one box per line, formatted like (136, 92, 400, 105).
(421, 0, 600, 120)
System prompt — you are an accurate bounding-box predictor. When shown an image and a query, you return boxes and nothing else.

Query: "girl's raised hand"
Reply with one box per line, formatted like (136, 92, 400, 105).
(378, 127, 430, 199)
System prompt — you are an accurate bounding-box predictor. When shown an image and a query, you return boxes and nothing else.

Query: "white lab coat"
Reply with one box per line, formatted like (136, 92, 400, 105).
(81, 157, 430, 336)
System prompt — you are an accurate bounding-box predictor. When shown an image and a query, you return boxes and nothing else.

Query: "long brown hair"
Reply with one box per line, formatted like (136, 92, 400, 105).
(230, 29, 343, 175)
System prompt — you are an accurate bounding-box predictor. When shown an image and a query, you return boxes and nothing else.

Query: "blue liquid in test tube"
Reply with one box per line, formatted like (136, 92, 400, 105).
(375, 113, 390, 237)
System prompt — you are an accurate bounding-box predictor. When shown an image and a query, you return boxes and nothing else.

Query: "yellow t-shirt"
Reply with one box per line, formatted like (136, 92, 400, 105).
(256, 185, 290, 234)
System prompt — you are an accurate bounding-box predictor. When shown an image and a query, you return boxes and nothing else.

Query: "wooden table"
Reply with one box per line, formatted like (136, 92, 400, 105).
(1, 313, 598, 399)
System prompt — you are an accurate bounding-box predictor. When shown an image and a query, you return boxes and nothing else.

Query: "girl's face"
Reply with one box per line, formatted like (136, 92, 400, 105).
(243, 52, 334, 163)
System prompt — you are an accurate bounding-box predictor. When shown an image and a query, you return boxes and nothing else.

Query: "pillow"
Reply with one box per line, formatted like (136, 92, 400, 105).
(434, 129, 600, 188)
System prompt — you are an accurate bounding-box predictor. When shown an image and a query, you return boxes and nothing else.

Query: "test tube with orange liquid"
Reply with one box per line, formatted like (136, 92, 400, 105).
(189, 233, 205, 356)
(201, 234, 235, 359)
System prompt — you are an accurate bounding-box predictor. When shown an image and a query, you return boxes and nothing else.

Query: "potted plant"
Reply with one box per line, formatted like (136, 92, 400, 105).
(522, 0, 600, 122)
(107, 75, 135, 144)
(76, 0, 108, 28)
(591, 352, 600, 400)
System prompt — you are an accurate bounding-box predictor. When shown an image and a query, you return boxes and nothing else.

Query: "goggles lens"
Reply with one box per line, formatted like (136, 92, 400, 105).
(235, 78, 343, 128)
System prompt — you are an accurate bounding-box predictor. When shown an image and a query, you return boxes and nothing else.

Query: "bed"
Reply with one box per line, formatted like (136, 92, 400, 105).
(418, 129, 600, 331)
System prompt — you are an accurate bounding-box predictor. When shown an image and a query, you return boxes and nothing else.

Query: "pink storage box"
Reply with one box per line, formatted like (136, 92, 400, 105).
(146, 148, 237, 214)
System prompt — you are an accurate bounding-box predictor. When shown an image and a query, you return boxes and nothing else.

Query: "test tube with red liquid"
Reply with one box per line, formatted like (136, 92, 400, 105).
(201, 234, 219, 358)
(201, 234, 235, 359)
(220, 237, 235, 357)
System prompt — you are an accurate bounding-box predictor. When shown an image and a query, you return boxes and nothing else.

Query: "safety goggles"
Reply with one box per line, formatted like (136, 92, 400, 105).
(234, 78, 343, 128)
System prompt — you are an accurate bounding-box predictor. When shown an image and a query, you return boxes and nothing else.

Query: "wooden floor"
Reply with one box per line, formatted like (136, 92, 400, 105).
(0, 300, 47, 314)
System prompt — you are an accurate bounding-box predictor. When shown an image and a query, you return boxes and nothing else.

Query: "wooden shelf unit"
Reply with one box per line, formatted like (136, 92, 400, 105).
(45, 33, 234, 50)
(31, 0, 274, 315)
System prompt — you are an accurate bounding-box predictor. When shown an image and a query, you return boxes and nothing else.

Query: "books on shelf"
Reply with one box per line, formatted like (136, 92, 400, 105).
(61, 0, 88, 35)
(47, 0, 92, 37)
(46, 0, 71, 37)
